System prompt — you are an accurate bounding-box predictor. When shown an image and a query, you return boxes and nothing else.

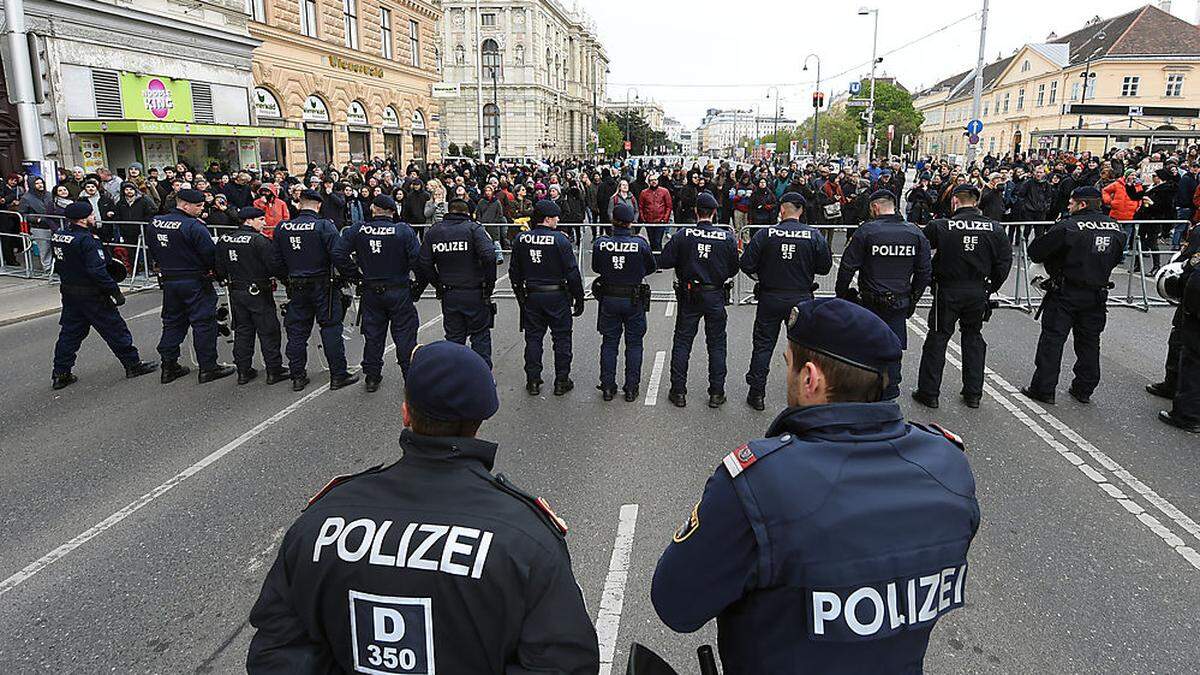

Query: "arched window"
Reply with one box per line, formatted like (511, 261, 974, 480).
(483, 103, 500, 142)
(454, 44, 465, 65)
(482, 38, 501, 80)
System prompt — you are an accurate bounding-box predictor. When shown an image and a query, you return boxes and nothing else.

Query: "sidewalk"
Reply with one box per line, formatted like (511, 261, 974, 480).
(0, 275, 62, 326)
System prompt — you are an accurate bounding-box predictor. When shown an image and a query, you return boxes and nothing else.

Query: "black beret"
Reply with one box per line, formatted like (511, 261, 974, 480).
(696, 192, 719, 209)
(238, 206, 265, 220)
(405, 341, 500, 422)
(300, 189, 323, 201)
(1071, 186, 1102, 200)
(534, 199, 561, 218)
(950, 184, 981, 199)
(611, 202, 636, 224)
(786, 298, 902, 375)
(372, 195, 397, 211)
(868, 189, 897, 204)
(63, 201, 93, 220)
(780, 192, 808, 208)
(176, 189, 206, 204)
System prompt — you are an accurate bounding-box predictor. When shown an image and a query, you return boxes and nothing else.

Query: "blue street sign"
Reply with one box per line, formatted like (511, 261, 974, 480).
(966, 119, 984, 135)
(849, 81, 862, 95)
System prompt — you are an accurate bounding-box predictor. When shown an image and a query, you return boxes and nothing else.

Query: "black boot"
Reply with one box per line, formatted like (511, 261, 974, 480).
(160, 360, 191, 384)
(1067, 388, 1092, 404)
(237, 368, 259, 385)
(526, 379, 542, 396)
(1020, 386, 1055, 405)
(292, 372, 310, 391)
(554, 378, 574, 396)
(668, 391, 686, 408)
(51, 372, 77, 390)
(911, 390, 940, 409)
(1159, 410, 1200, 433)
(707, 392, 727, 409)
(198, 364, 236, 384)
(330, 371, 360, 390)
(1146, 382, 1175, 399)
(265, 368, 291, 385)
(598, 384, 617, 401)
(746, 393, 765, 411)
(365, 374, 382, 393)
(124, 361, 158, 379)
(961, 394, 981, 409)
(623, 386, 639, 402)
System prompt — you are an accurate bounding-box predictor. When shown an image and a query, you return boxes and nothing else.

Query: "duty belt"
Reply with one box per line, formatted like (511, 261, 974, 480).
(60, 283, 106, 297)
(440, 282, 486, 291)
(677, 281, 723, 292)
(229, 279, 270, 295)
(526, 283, 569, 294)
(1064, 279, 1113, 291)
(158, 272, 207, 282)
(363, 281, 410, 292)
(287, 276, 325, 289)
(596, 283, 640, 298)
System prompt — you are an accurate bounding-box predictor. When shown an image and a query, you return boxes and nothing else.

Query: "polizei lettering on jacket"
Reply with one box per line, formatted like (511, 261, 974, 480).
(1076, 221, 1122, 232)
(871, 244, 917, 257)
(220, 234, 254, 244)
(808, 563, 967, 641)
(683, 228, 729, 241)
(520, 235, 557, 246)
(769, 228, 813, 239)
(360, 225, 396, 236)
(598, 241, 641, 253)
(282, 222, 317, 231)
(432, 241, 469, 253)
(151, 219, 181, 230)
(946, 220, 995, 232)
(313, 516, 493, 579)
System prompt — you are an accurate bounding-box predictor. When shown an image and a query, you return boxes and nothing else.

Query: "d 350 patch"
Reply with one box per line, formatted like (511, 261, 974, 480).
(348, 591, 435, 674)
(673, 501, 701, 543)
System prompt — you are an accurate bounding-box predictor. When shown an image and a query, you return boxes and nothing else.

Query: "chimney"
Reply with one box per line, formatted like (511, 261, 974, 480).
(1158, 0, 1171, 12)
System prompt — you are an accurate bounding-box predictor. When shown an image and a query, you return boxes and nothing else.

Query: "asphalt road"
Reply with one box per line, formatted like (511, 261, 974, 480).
(0, 252, 1197, 674)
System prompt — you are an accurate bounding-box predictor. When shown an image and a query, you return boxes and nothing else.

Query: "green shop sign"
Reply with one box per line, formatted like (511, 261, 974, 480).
(119, 73, 194, 122)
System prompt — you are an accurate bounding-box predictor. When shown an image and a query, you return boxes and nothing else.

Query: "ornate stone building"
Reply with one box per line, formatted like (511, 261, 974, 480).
(436, 0, 608, 159)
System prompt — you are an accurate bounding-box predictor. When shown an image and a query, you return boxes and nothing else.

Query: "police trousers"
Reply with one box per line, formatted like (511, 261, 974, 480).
(360, 286, 418, 378)
(746, 292, 809, 397)
(53, 294, 140, 373)
(917, 287, 988, 398)
(597, 296, 648, 391)
(866, 305, 909, 400)
(1030, 287, 1107, 398)
(1160, 306, 1187, 394)
(1171, 318, 1200, 423)
(230, 288, 282, 373)
(284, 282, 348, 377)
(441, 290, 492, 368)
(670, 290, 727, 396)
(522, 291, 573, 382)
(158, 279, 219, 370)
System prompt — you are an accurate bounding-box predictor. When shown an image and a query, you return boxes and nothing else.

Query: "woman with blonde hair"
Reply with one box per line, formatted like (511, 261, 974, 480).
(424, 178, 448, 225)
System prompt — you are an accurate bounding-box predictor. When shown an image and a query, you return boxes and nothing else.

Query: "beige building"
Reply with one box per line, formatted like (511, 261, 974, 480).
(603, 98, 666, 133)
(249, 0, 442, 172)
(915, 4, 1200, 160)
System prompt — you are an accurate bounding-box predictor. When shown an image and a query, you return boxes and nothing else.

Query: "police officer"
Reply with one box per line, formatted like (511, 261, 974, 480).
(1158, 251, 1199, 432)
(333, 195, 426, 392)
(591, 202, 656, 402)
(835, 190, 932, 400)
(510, 199, 585, 396)
(739, 192, 832, 411)
(49, 201, 156, 389)
(1021, 186, 1126, 405)
(912, 184, 1013, 409)
(660, 191, 739, 409)
(651, 298, 978, 674)
(146, 188, 235, 384)
(418, 198, 498, 366)
(1146, 224, 1200, 407)
(214, 206, 289, 386)
(246, 341, 599, 674)
(274, 189, 358, 392)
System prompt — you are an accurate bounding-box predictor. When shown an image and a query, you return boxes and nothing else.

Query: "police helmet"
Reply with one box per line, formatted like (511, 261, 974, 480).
(1156, 261, 1187, 305)
(106, 258, 128, 284)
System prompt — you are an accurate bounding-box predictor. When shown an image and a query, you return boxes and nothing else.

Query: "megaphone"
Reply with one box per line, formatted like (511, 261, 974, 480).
(1156, 261, 1187, 305)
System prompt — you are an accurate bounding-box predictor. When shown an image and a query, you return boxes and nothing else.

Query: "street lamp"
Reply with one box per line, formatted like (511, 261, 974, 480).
(625, 87, 639, 158)
(859, 6, 880, 162)
(804, 53, 821, 161)
(765, 86, 780, 161)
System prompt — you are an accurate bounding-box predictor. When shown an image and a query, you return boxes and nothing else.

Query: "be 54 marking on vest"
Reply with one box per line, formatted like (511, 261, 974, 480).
(348, 591, 435, 674)
(807, 563, 968, 641)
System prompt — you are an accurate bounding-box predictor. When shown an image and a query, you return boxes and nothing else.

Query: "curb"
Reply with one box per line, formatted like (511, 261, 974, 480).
(0, 305, 61, 327)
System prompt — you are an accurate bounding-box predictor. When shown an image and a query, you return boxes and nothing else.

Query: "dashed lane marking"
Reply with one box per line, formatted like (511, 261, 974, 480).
(665, 301, 675, 317)
(644, 351, 666, 406)
(596, 504, 639, 675)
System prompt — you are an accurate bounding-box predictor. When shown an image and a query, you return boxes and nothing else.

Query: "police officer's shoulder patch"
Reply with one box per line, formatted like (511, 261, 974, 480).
(722, 436, 792, 478)
(304, 464, 385, 510)
(491, 472, 568, 537)
(912, 422, 966, 452)
(673, 501, 701, 543)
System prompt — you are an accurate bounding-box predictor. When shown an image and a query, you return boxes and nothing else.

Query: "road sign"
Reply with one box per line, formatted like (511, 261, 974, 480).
(846, 98, 870, 108)
(887, 124, 895, 141)
(623, 140, 632, 151)
(966, 119, 984, 135)
(969, 133, 980, 145)
(1129, 106, 1144, 117)
(849, 81, 862, 95)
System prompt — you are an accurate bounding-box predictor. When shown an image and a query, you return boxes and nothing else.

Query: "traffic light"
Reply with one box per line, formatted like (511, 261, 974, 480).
(812, 92, 825, 109)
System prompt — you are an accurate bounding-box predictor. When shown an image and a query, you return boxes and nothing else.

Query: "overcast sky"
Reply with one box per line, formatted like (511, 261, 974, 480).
(581, 0, 1197, 128)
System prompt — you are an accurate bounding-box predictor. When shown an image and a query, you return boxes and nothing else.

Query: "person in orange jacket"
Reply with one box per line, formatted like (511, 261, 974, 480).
(1101, 170, 1144, 222)
(253, 183, 288, 238)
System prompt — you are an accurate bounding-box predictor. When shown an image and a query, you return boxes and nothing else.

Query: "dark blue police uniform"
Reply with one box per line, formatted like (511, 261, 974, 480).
(333, 198, 425, 388)
(274, 198, 352, 389)
(652, 299, 979, 674)
(510, 200, 585, 394)
(418, 209, 498, 366)
(591, 203, 657, 400)
(660, 193, 739, 407)
(1166, 261, 1200, 429)
(740, 193, 832, 408)
(214, 207, 288, 384)
(835, 193, 932, 399)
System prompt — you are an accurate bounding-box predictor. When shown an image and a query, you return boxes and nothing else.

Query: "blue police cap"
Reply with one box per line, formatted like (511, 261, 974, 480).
(868, 189, 897, 204)
(238, 206, 265, 220)
(63, 201, 93, 220)
(534, 199, 561, 218)
(612, 202, 636, 224)
(300, 189, 324, 202)
(950, 184, 981, 199)
(372, 195, 397, 211)
(786, 298, 902, 374)
(1071, 186, 1102, 200)
(696, 192, 719, 209)
(177, 189, 206, 204)
(405, 341, 500, 422)
(780, 192, 807, 208)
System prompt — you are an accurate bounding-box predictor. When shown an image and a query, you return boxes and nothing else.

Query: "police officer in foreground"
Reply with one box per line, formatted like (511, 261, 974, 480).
(214, 206, 289, 386)
(740, 192, 832, 411)
(1021, 187, 1126, 405)
(912, 184, 1012, 409)
(510, 199, 585, 396)
(246, 341, 599, 674)
(146, 188, 235, 384)
(49, 201, 157, 389)
(1146, 223, 1200, 414)
(1157, 251, 1200, 432)
(333, 195, 426, 392)
(661, 191, 739, 408)
(835, 190, 932, 400)
(418, 198, 498, 367)
(274, 189, 358, 392)
(651, 298, 979, 674)
(592, 202, 656, 401)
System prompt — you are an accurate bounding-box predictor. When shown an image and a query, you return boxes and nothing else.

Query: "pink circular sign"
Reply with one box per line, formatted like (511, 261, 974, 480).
(143, 79, 172, 119)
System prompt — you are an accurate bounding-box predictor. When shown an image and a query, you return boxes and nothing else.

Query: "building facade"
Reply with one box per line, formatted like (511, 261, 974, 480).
(603, 98, 665, 133)
(436, 0, 608, 159)
(250, 0, 442, 172)
(915, 4, 1200, 159)
(696, 108, 797, 158)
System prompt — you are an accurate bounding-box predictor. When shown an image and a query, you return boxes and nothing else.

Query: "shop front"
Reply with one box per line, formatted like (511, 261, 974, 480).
(382, 106, 403, 164)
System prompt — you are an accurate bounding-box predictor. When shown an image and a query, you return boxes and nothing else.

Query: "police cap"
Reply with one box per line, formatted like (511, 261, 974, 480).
(63, 201, 93, 220)
(868, 189, 897, 204)
(611, 202, 636, 224)
(695, 192, 719, 209)
(372, 195, 397, 211)
(405, 341, 500, 422)
(534, 199, 561, 218)
(176, 189, 206, 204)
(950, 184, 981, 200)
(238, 206, 265, 220)
(786, 298, 902, 374)
(1071, 186, 1102, 200)
(780, 192, 807, 208)
(299, 189, 324, 202)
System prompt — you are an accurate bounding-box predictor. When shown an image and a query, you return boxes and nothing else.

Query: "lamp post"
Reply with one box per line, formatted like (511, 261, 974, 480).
(491, 66, 499, 158)
(765, 86, 780, 162)
(804, 53, 821, 161)
(1075, 40, 1104, 152)
(474, 0, 484, 159)
(858, 6, 880, 162)
(625, 87, 639, 158)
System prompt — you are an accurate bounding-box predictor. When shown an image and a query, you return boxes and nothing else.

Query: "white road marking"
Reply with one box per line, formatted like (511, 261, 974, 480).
(0, 313, 445, 598)
(130, 305, 161, 320)
(596, 504, 639, 675)
(907, 317, 1200, 571)
(644, 351, 666, 406)
(665, 301, 675, 317)
(246, 526, 287, 574)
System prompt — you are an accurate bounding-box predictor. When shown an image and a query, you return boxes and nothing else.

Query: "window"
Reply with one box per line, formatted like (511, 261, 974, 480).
(1016, 88, 1025, 111)
(1021, 60, 1030, 73)
(481, 12, 496, 26)
(983, 100, 989, 117)
(299, 0, 318, 37)
(481, 38, 500, 80)
(515, 44, 524, 65)
(1036, 83, 1045, 107)
(1121, 76, 1139, 97)
(342, 0, 358, 49)
(1049, 80, 1058, 105)
(483, 103, 500, 142)
(380, 8, 392, 59)
(1071, 81, 1080, 101)
(246, 0, 265, 22)
(409, 20, 421, 67)
(1166, 74, 1185, 97)
(1002, 92, 1010, 113)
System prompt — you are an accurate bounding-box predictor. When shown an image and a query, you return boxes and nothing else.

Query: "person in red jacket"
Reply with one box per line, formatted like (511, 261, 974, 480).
(253, 183, 289, 238)
(1101, 170, 1143, 222)
(638, 174, 673, 256)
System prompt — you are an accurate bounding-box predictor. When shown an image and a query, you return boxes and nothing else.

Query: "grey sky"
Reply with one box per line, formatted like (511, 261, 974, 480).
(582, 0, 1197, 129)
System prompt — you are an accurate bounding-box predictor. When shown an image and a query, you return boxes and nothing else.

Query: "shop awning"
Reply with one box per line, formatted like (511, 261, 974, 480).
(67, 120, 304, 138)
